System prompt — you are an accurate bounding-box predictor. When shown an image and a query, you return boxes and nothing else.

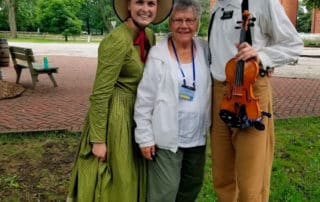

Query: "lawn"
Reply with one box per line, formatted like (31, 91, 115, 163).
(0, 116, 319, 201)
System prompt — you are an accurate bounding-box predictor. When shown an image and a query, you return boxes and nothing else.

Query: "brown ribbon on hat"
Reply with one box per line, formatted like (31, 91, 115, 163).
(133, 29, 150, 63)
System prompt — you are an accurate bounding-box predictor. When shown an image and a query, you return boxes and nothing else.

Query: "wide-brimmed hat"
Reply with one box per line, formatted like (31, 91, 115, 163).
(113, 0, 173, 25)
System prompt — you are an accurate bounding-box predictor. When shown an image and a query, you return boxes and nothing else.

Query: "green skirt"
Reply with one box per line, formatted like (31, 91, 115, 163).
(67, 89, 146, 202)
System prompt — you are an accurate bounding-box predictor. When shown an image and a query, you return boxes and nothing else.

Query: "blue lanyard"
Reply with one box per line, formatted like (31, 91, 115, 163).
(170, 38, 196, 89)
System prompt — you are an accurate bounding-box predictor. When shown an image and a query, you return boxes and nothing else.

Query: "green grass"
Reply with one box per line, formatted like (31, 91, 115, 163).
(1, 32, 103, 43)
(6, 36, 102, 43)
(197, 116, 320, 202)
(0, 117, 319, 201)
(0, 131, 81, 201)
(269, 117, 320, 202)
(303, 39, 320, 47)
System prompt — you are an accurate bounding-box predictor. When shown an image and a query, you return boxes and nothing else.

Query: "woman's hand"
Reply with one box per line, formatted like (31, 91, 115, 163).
(140, 145, 156, 161)
(92, 143, 107, 161)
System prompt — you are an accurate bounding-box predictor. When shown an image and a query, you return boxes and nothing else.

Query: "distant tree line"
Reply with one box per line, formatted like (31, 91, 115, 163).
(0, 0, 319, 41)
(0, 0, 235, 39)
(0, 0, 118, 41)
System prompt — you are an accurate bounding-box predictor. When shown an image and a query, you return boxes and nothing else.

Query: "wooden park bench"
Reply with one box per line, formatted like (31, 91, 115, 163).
(9, 46, 58, 89)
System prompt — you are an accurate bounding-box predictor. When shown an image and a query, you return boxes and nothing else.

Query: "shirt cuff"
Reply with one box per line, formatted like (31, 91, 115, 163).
(258, 51, 272, 70)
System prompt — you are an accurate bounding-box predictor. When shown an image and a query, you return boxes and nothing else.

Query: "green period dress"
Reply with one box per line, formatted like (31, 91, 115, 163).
(67, 23, 155, 202)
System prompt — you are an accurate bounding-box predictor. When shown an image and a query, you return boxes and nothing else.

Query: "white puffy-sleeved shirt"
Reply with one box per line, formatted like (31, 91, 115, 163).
(209, 0, 303, 81)
(134, 35, 212, 153)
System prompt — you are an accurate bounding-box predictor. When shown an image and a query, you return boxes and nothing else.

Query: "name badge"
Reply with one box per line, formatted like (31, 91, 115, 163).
(179, 85, 195, 101)
(221, 10, 233, 20)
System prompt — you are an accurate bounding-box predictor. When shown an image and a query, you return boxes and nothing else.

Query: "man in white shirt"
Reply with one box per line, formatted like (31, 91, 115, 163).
(208, 0, 303, 201)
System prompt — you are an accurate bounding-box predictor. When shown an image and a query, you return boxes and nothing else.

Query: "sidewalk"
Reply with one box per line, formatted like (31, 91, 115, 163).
(0, 44, 319, 133)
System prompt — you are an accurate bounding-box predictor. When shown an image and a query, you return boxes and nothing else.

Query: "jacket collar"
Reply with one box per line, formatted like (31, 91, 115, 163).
(211, 0, 242, 14)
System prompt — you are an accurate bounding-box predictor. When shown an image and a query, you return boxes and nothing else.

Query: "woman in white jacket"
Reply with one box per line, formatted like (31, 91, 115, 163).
(134, 0, 211, 201)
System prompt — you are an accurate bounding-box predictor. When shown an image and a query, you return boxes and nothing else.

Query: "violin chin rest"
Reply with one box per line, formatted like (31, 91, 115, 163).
(219, 109, 268, 131)
(219, 109, 251, 129)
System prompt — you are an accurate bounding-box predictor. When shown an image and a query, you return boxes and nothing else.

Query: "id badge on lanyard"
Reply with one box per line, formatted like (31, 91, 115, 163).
(179, 85, 195, 101)
(171, 38, 196, 102)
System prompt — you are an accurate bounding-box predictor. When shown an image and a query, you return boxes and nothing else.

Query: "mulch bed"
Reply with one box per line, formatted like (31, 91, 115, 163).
(0, 80, 25, 100)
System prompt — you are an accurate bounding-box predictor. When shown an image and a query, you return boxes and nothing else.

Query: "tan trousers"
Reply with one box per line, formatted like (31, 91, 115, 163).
(211, 76, 274, 202)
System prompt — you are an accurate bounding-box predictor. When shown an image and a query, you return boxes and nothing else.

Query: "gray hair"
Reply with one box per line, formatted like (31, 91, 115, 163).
(170, 0, 202, 19)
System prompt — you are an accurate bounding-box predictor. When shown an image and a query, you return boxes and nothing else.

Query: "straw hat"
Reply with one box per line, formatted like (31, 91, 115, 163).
(113, 0, 173, 24)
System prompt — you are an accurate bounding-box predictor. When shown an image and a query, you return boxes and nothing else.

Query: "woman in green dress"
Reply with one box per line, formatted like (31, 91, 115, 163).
(67, 0, 172, 201)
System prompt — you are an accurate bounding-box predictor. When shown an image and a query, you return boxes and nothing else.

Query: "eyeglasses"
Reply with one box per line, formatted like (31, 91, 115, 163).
(171, 18, 197, 26)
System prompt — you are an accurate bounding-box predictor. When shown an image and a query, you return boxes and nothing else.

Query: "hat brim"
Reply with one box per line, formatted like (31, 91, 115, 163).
(113, 0, 173, 25)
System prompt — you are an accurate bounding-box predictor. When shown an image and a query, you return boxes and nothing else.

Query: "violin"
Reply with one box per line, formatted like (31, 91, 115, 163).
(219, 10, 271, 130)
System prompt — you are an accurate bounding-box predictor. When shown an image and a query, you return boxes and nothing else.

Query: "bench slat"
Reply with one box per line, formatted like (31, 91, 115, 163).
(9, 46, 58, 88)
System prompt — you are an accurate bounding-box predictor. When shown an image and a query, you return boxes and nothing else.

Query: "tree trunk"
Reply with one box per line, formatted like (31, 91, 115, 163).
(5, 0, 17, 38)
(86, 17, 91, 35)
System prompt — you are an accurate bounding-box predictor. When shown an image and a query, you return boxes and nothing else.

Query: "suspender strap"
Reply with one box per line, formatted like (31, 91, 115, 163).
(207, 12, 216, 43)
(208, 12, 215, 65)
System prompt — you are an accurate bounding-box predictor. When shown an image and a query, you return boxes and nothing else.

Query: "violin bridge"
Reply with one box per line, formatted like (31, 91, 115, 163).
(232, 92, 243, 97)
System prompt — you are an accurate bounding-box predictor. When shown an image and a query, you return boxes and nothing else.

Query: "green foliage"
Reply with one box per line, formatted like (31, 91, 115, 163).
(96, 0, 117, 34)
(78, 0, 114, 35)
(297, 0, 312, 33)
(0, 0, 318, 36)
(0, 0, 9, 30)
(149, 19, 169, 34)
(303, 38, 320, 47)
(150, 0, 211, 37)
(198, 0, 210, 37)
(36, 0, 82, 41)
(198, 13, 210, 37)
(15, 0, 38, 31)
(0, 0, 39, 31)
(297, 6, 311, 32)
(303, 0, 320, 10)
(0, 175, 20, 189)
(0, 0, 316, 36)
(77, 0, 117, 35)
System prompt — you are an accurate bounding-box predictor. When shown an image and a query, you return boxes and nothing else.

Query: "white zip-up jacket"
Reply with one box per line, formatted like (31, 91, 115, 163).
(134, 35, 212, 153)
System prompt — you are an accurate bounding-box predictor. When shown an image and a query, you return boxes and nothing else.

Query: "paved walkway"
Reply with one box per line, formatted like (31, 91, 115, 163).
(0, 43, 319, 133)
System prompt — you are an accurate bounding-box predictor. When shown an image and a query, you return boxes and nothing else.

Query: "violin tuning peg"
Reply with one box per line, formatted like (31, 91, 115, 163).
(235, 26, 241, 29)
(250, 23, 255, 27)
(236, 21, 242, 24)
(251, 17, 256, 22)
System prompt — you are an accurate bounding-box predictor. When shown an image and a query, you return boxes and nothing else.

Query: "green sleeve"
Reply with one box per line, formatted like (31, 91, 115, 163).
(88, 34, 128, 143)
